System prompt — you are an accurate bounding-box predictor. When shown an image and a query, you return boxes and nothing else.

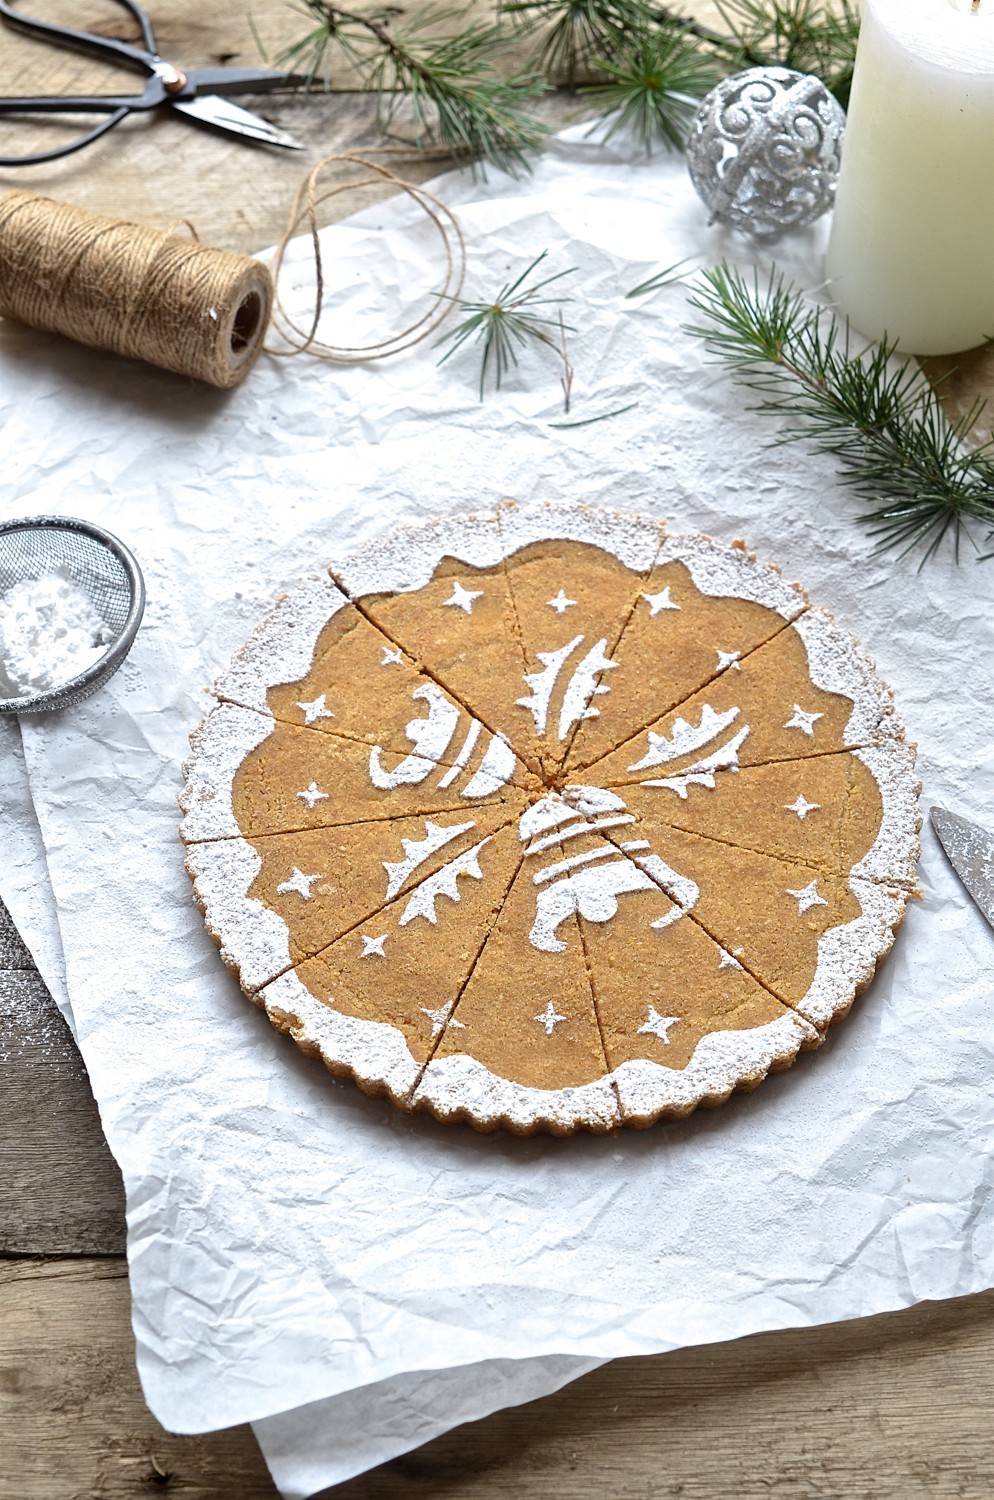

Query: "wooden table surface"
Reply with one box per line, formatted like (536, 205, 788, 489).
(3, 5, 994, 1497)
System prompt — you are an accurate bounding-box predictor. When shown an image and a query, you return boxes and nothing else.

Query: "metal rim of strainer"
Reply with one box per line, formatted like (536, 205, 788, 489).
(0, 515, 146, 715)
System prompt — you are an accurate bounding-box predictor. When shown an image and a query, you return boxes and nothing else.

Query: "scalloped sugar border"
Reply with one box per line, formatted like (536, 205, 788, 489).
(186, 836, 292, 995)
(797, 874, 910, 1031)
(182, 507, 919, 1134)
(794, 606, 899, 745)
(656, 531, 809, 621)
(851, 741, 923, 888)
(211, 574, 350, 717)
(410, 1051, 621, 1136)
(180, 703, 275, 843)
(263, 969, 424, 1109)
(496, 498, 662, 572)
(609, 1010, 820, 1127)
(334, 509, 509, 599)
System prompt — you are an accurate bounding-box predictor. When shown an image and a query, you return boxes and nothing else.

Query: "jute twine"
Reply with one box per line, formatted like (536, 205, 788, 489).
(0, 153, 464, 388)
(0, 189, 273, 389)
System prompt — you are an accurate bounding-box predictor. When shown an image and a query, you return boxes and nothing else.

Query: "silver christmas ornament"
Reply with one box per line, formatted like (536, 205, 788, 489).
(687, 67, 846, 241)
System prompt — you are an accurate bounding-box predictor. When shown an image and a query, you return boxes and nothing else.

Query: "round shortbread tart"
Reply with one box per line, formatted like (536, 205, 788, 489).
(181, 505, 921, 1136)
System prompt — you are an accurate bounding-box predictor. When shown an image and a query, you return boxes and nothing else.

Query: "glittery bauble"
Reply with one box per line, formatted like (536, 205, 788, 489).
(687, 68, 846, 241)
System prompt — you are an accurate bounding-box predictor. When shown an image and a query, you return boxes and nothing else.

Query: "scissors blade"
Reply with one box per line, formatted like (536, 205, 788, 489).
(171, 94, 305, 151)
(931, 805, 994, 933)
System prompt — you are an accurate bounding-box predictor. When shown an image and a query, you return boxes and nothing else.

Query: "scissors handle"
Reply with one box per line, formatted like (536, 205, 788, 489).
(0, 0, 160, 74)
(0, 109, 130, 166)
(0, 94, 156, 114)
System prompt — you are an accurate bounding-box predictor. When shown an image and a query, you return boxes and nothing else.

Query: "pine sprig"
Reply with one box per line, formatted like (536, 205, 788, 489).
(582, 23, 723, 152)
(280, 2, 547, 175)
(685, 264, 994, 564)
(437, 249, 575, 398)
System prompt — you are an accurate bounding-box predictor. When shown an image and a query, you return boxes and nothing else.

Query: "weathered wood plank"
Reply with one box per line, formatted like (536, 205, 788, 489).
(0, 1257, 275, 1500)
(4, 1259, 994, 1500)
(336, 1291, 994, 1499)
(0, 970, 126, 1255)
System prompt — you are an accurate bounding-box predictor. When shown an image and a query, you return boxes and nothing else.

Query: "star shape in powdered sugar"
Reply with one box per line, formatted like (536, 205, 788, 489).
(442, 581, 484, 614)
(785, 794, 820, 821)
(547, 589, 577, 614)
(296, 781, 328, 809)
(361, 934, 388, 957)
(716, 649, 741, 671)
(641, 587, 680, 616)
(535, 1001, 567, 1035)
(381, 646, 404, 666)
(421, 1003, 465, 1038)
(786, 879, 828, 915)
(276, 867, 321, 900)
(784, 704, 823, 736)
(637, 1007, 680, 1044)
(296, 693, 334, 724)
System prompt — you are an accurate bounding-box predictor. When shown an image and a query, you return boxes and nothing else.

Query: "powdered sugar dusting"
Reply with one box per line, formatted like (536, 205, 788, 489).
(412, 1052, 621, 1135)
(658, 532, 808, 621)
(180, 703, 274, 843)
(613, 1012, 819, 1125)
(497, 500, 662, 571)
(795, 609, 898, 744)
(185, 838, 292, 993)
(797, 875, 909, 1030)
(212, 575, 349, 716)
(335, 511, 506, 599)
(0, 569, 112, 698)
(262, 969, 421, 1105)
(851, 742, 922, 888)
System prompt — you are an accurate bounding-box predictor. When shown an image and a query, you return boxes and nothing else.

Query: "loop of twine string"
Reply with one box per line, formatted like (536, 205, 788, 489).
(265, 150, 466, 364)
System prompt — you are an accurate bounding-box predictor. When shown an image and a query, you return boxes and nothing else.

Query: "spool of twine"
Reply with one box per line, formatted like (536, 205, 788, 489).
(0, 189, 273, 389)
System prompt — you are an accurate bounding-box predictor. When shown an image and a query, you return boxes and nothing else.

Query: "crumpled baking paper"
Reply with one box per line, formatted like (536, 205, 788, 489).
(2, 127, 994, 1500)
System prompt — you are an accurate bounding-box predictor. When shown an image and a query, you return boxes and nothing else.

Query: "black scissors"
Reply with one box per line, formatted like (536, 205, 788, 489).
(0, 0, 307, 166)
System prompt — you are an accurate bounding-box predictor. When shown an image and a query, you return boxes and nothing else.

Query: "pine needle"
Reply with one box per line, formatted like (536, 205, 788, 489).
(626, 254, 700, 299)
(549, 400, 640, 427)
(437, 250, 577, 399)
(581, 23, 722, 151)
(684, 264, 994, 565)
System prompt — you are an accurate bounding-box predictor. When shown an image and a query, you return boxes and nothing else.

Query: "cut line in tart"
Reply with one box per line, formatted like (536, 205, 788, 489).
(182, 505, 921, 1135)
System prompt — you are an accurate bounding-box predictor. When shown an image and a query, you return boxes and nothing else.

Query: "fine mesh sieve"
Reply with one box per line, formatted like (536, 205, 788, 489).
(0, 516, 145, 714)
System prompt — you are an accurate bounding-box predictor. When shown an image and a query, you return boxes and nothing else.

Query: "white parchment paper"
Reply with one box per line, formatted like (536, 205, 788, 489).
(2, 130, 994, 1499)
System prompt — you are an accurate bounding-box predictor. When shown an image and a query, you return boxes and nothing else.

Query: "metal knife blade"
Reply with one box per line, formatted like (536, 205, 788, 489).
(931, 805, 994, 932)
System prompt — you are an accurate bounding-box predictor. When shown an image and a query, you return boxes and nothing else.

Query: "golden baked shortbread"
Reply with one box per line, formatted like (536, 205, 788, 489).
(182, 507, 921, 1134)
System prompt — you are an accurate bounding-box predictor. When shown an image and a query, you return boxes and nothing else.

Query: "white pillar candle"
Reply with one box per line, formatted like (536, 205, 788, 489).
(825, 0, 994, 355)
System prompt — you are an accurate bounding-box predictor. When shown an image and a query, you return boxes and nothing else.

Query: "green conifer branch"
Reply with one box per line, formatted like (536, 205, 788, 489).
(685, 263, 994, 564)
